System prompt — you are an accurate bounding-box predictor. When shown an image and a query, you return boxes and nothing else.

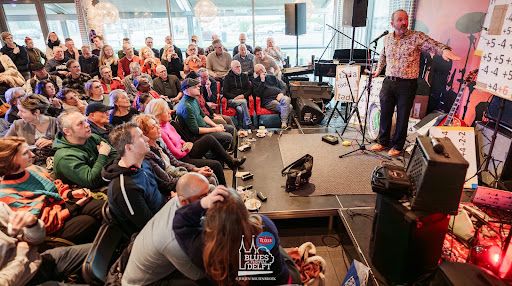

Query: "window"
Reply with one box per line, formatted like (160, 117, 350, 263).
(45, 3, 83, 47)
(3, 3, 45, 48)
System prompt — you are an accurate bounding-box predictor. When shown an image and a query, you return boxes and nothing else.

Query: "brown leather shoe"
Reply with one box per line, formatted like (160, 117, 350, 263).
(370, 144, 386, 152)
(387, 148, 401, 157)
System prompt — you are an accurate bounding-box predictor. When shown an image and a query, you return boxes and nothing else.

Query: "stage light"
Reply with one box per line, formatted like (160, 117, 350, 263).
(488, 246, 501, 267)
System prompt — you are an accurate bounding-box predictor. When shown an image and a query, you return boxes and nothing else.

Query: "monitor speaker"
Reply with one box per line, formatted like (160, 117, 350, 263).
(406, 136, 469, 214)
(487, 96, 512, 129)
(342, 0, 368, 27)
(285, 3, 307, 36)
(370, 194, 450, 284)
(475, 121, 512, 186)
(295, 97, 324, 125)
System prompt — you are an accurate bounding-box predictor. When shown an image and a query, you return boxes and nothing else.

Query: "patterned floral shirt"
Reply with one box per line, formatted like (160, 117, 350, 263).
(376, 30, 450, 79)
(62, 72, 91, 95)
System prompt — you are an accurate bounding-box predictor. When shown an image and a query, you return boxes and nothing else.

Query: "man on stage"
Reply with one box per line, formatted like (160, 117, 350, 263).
(370, 9, 460, 157)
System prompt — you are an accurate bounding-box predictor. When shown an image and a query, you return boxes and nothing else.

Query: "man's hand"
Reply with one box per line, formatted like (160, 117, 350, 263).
(205, 80, 211, 89)
(235, 95, 245, 100)
(72, 188, 91, 199)
(8, 211, 38, 236)
(13, 46, 20, 54)
(259, 72, 266, 82)
(75, 196, 92, 206)
(200, 186, 229, 209)
(182, 142, 193, 152)
(195, 166, 213, 177)
(97, 141, 111, 156)
(276, 93, 284, 101)
(214, 125, 225, 132)
(372, 70, 380, 77)
(51, 98, 62, 109)
(442, 49, 461, 61)
(35, 138, 53, 149)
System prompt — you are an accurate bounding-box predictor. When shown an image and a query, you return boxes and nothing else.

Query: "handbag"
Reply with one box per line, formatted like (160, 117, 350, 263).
(281, 154, 313, 192)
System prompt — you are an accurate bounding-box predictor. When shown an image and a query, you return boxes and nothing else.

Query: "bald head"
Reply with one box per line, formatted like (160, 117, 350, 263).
(231, 60, 242, 75)
(176, 173, 210, 206)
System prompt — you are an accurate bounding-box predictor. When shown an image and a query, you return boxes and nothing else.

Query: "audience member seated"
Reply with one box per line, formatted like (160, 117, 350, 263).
(99, 44, 119, 78)
(184, 43, 207, 75)
(190, 34, 205, 55)
(109, 89, 139, 126)
(145, 36, 160, 59)
(189, 70, 234, 126)
(254, 46, 281, 78)
(0, 202, 92, 285)
(133, 114, 218, 193)
(223, 60, 253, 130)
(0, 53, 25, 97)
(140, 46, 161, 78)
(0, 32, 30, 79)
(35, 79, 63, 117)
(99, 65, 124, 94)
(206, 39, 232, 81)
(45, 31, 65, 60)
(0, 137, 103, 243)
(24, 62, 62, 93)
(176, 78, 235, 150)
(5, 94, 58, 165)
(62, 59, 92, 95)
(265, 36, 285, 69)
(161, 44, 183, 79)
(91, 35, 104, 56)
(153, 64, 182, 105)
(174, 186, 294, 285)
(160, 35, 183, 62)
(233, 44, 255, 77)
(232, 32, 253, 56)
(204, 33, 227, 56)
(63, 38, 80, 61)
(53, 111, 117, 189)
(118, 43, 141, 79)
(86, 102, 113, 141)
(122, 61, 152, 100)
(132, 77, 161, 112)
(117, 37, 139, 59)
(85, 79, 110, 105)
(102, 122, 165, 235)
(122, 173, 209, 285)
(25, 36, 47, 66)
(4, 87, 25, 123)
(79, 45, 99, 78)
(45, 46, 69, 79)
(56, 88, 87, 114)
(146, 98, 244, 185)
(253, 64, 292, 129)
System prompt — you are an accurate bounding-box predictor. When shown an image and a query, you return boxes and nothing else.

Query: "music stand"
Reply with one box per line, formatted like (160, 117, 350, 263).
(339, 40, 390, 160)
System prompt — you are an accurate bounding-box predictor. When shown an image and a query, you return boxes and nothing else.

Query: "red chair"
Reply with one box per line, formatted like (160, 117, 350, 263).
(220, 97, 237, 116)
(254, 96, 278, 115)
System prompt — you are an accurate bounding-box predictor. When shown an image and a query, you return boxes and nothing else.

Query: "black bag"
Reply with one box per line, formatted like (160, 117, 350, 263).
(281, 154, 313, 192)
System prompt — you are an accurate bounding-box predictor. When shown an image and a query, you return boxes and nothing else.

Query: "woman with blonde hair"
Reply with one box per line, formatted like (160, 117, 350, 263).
(174, 187, 295, 285)
(140, 46, 161, 78)
(161, 44, 184, 79)
(98, 44, 119, 78)
(145, 98, 245, 185)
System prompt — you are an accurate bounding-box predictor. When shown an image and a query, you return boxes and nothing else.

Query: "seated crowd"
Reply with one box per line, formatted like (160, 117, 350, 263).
(0, 30, 300, 285)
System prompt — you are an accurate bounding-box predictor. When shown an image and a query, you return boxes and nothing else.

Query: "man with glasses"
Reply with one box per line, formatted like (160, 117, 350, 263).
(206, 39, 232, 82)
(62, 59, 92, 96)
(99, 65, 125, 93)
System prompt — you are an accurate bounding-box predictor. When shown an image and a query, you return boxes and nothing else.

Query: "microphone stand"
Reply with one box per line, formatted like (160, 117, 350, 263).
(339, 39, 390, 160)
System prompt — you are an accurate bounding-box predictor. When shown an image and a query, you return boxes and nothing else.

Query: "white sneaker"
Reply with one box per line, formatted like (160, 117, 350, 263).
(281, 123, 288, 129)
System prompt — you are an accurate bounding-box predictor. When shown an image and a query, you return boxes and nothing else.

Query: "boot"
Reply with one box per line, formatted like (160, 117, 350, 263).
(228, 156, 246, 169)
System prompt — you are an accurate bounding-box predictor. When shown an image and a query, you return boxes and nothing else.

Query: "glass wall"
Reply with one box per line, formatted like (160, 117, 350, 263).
(45, 3, 82, 47)
(2, 3, 45, 48)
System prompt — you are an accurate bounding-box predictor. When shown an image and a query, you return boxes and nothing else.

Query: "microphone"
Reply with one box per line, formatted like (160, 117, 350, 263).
(370, 30, 389, 44)
(431, 137, 445, 154)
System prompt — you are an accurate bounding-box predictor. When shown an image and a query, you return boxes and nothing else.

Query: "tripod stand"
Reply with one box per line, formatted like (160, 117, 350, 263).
(339, 41, 390, 160)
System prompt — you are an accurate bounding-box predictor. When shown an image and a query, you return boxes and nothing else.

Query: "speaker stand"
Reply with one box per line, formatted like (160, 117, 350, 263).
(295, 35, 299, 66)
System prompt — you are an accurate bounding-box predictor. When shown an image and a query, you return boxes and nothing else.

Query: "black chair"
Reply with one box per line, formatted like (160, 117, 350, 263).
(82, 203, 128, 285)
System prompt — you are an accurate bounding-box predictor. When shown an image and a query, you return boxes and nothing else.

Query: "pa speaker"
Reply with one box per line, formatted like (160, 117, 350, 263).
(285, 3, 306, 36)
(475, 121, 512, 185)
(295, 97, 324, 125)
(342, 0, 368, 27)
(406, 136, 468, 214)
(487, 95, 512, 129)
(370, 194, 450, 284)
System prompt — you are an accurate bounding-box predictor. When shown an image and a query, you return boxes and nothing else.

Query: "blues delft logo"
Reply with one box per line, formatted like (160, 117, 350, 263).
(238, 233, 275, 277)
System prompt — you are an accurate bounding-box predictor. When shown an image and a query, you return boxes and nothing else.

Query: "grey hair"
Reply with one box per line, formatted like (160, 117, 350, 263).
(197, 67, 208, 76)
(109, 89, 129, 107)
(57, 110, 82, 132)
(5, 87, 25, 104)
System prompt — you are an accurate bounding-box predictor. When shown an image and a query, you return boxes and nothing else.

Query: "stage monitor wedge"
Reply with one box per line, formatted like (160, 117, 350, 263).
(285, 3, 307, 36)
(342, 0, 368, 27)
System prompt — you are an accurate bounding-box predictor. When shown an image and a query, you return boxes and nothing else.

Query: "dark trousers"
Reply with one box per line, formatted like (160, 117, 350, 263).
(181, 157, 226, 186)
(53, 199, 104, 244)
(377, 77, 417, 151)
(207, 124, 235, 150)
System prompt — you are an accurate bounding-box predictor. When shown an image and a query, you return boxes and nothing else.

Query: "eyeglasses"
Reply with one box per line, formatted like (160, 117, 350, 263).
(93, 85, 103, 89)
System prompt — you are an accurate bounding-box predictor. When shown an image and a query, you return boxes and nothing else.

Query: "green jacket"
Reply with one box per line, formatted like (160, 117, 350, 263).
(53, 132, 117, 189)
(176, 95, 208, 135)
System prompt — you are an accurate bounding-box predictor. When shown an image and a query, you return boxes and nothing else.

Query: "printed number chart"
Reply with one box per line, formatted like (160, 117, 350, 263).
(476, 0, 512, 99)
